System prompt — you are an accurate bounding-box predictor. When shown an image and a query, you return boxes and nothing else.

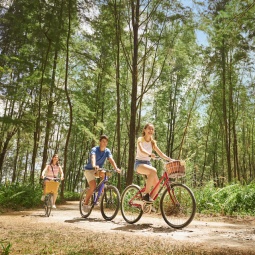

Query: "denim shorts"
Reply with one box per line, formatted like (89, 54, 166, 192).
(134, 160, 151, 171)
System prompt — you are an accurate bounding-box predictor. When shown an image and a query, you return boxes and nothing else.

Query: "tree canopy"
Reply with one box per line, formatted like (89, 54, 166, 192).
(1, 0, 255, 193)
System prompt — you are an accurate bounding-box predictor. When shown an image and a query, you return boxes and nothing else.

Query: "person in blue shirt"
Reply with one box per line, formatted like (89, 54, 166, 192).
(83, 135, 121, 212)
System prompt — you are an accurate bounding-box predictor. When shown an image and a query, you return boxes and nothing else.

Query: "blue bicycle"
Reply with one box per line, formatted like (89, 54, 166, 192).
(79, 169, 120, 221)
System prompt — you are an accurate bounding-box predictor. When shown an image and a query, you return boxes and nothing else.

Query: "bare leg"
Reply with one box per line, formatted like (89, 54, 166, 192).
(53, 193, 57, 205)
(137, 164, 159, 198)
(84, 180, 96, 205)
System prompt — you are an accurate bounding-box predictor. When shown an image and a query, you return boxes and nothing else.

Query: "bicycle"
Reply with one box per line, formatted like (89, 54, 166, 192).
(43, 178, 60, 217)
(79, 169, 120, 221)
(120, 158, 196, 229)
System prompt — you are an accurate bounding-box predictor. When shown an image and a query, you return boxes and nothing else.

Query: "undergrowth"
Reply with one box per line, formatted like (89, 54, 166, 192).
(0, 182, 79, 212)
(193, 181, 255, 216)
(1, 181, 255, 216)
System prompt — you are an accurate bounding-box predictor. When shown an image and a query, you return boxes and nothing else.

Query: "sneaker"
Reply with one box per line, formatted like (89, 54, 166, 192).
(151, 206, 157, 213)
(52, 205, 56, 209)
(83, 205, 91, 213)
(41, 195, 45, 201)
(142, 193, 153, 203)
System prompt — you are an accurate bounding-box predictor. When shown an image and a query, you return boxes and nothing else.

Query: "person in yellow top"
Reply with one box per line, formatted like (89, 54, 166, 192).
(135, 123, 173, 202)
(41, 154, 64, 208)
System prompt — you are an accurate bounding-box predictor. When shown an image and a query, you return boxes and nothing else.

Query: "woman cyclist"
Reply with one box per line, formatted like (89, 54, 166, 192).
(41, 154, 64, 208)
(135, 123, 173, 202)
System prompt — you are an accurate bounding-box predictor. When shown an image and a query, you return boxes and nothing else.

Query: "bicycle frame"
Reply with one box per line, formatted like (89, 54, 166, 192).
(139, 170, 179, 207)
(92, 172, 109, 205)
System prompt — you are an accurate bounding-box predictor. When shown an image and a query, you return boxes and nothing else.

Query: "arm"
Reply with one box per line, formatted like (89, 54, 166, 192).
(41, 165, 48, 179)
(91, 154, 99, 170)
(154, 144, 172, 161)
(108, 157, 121, 173)
(59, 166, 64, 180)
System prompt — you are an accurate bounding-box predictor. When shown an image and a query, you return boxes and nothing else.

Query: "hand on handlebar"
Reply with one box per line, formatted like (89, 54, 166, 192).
(150, 153, 156, 159)
(93, 165, 100, 171)
(115, 168, 121, 173)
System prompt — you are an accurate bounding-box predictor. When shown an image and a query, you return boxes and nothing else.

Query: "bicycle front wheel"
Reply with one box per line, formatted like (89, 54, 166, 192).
(160, 183, 196, 229)
(79, 188, 93, 218)
(121, 184, 143, 224)
(100, 185, 120, 221)
(44, 194, 52, 217)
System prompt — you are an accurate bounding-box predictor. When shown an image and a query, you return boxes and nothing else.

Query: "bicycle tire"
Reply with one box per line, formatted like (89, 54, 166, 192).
(160, 183, 196, 229)
(120, 184, 143, 224)
(79, 188, 93, 218)
(100, 185, 120, 221)
(44, 194, 52, 217)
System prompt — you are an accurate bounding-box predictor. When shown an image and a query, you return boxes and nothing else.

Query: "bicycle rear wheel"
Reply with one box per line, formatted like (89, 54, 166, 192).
(79, 188, 93, 218)
(121, 184, 143, 224)
(44, 194, 52, 217)
(160, 183, 196, 229)
(101, 185, 120, 221)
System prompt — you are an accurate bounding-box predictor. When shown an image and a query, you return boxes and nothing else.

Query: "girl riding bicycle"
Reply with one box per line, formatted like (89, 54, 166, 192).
(41, 154, 64, 208)
(135, 123, 173, 202)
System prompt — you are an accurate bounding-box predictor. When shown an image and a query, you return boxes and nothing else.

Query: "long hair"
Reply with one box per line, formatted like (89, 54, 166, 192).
(142, 123, 156, 149)
(50, 154, 59, 166)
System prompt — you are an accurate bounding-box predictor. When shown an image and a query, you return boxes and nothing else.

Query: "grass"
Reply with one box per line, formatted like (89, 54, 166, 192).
(0, 239, 12, 255)
(1, 215, 254, 255)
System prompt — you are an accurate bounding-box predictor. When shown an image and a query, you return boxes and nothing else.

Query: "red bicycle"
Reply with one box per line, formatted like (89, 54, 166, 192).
(120, 158, 196, 229)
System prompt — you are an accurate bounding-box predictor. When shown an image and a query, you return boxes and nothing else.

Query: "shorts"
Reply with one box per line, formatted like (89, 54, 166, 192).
(134, 160, 151, 171)
(84, 169, 97, 183)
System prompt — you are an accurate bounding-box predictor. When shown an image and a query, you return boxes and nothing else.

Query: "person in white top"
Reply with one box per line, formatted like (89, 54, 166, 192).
(41, 154, 64, 208)
(135, 123, 173, 202)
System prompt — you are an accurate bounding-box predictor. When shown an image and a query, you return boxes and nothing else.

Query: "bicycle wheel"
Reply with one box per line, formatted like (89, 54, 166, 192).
(79, 188, 93, 218)
(160, 183, 196, 229)
(100, 185, 120, 221)
(121, 184, 143, 224)
(44, 194, 52, 217)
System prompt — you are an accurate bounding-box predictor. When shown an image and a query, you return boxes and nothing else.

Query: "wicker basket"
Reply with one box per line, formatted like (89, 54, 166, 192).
(44, 181, 60, 194)
(165, 161, 186, 178)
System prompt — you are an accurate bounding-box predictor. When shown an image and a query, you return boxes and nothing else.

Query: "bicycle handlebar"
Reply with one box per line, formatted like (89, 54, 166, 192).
(97, 168, 118, 173)
(43, 177, 61, 181)
(153, 156, 180, 163)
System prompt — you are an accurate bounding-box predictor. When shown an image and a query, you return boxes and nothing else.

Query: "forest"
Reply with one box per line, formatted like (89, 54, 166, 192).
(1, 0, 255, 214)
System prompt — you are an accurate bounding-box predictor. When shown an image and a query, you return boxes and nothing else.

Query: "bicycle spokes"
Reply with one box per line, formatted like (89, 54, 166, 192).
(160, 184, 196, 229)
(121, 184, 143, 224)
(101, 185, 120, 221)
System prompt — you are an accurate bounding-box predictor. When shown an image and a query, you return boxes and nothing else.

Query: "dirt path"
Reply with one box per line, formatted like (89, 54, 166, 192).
(1, 201, 255, 254)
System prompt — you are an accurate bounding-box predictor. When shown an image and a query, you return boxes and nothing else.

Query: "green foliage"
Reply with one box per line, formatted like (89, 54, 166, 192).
(0, 183, 82, 211)
(64, 191, 80, 201)
(0, 239, 12, 255)
(0, 183, 43, 210)
(194, 182, 255, 216)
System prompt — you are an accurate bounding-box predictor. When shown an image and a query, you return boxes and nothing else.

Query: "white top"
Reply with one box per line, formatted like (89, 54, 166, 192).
(136, 137, 153, 161)
(42, 164, 62, 179)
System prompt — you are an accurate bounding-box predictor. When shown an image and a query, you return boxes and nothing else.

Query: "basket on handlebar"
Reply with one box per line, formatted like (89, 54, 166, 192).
(165, 161, 186, 178)
(45, 181, 60, 194)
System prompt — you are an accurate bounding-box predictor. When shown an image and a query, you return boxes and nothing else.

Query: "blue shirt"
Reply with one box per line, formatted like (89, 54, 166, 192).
(84, 146, 112, 170)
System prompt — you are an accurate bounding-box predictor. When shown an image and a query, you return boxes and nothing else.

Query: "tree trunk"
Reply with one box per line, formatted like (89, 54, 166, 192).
(127, 0, 139, 186)
(61, 0, 73, 198)
(221, 39, 232, 182)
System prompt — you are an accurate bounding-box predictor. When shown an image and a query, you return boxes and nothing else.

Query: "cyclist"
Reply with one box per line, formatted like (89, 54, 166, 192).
(135, 123, 173, 203)
(41, 154, 64, 208)
(83, 135, 121, 212)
